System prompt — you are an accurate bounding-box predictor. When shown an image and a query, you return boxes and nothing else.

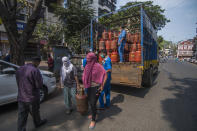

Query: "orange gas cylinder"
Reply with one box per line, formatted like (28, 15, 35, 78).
(107, 51, 111, 58)
(99, 39, 105, 51)
(105, 40, 111, 51)
(114, 31, 119, 40)
(76, 87, 88, 115)
(108, 31, 114, 40)
(137, 44, 141, 51)
(124, 43, 129, 52)
(138, 33, 141, 42)
(130, 33, 133, 43)
(134, 33, 141, 43)
(129, 51, 135, 62)
(135, 51, 141, 63)
(127, 33, 130, 43)
(102, 30, 109, 40)
(134, 33, 138, 43)
(111, 39, 117, 50)
(130, 44, 137, 52)
(111, 51, 118, 62)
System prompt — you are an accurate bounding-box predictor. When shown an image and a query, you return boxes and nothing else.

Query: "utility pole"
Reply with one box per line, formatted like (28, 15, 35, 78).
(196, 22, 197, 37)
(61, 0, 66, 46)
(195, 22, 197, 59)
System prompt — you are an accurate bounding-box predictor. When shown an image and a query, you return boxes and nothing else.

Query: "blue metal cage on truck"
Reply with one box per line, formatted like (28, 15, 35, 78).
(80, 4, 159, 87)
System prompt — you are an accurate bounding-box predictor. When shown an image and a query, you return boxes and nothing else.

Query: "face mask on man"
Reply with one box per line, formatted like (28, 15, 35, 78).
(64, 61, 70, 67)
(100, 54, 105, 58)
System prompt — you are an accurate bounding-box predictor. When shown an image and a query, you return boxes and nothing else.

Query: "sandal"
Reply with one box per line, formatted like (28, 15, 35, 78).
(89, 121, 96, 129)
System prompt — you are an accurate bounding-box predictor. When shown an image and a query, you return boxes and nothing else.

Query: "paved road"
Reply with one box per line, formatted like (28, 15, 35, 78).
(0, 60, 197, 131)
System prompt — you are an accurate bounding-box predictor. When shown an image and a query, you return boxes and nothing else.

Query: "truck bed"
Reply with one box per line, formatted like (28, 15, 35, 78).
(111, 63, 142, 88)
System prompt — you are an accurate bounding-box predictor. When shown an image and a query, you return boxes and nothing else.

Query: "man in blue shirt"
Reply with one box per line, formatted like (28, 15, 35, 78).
(82, 48, 92, 68)
(118, 25, 127, 63)
(99, 50, 112, 109)
(82, 57, 87, 68)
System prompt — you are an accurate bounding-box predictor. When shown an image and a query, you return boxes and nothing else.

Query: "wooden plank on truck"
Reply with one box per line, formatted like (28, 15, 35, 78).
(111, 63, 142, 88)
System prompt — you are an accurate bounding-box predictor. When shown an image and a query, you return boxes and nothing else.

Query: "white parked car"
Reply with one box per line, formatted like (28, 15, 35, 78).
(191, 59, 196, 63)
(0, 60, 56, 106)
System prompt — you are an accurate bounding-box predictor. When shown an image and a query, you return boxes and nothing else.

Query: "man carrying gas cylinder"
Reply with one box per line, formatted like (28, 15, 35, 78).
(99, 50, 112, 109)
(118, 25, 127, 63)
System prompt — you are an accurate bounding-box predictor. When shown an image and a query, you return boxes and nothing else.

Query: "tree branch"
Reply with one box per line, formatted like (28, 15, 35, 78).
(0, 1, 19, 43)
(10, 0, 17, 15)
(19, 0, 43, 48)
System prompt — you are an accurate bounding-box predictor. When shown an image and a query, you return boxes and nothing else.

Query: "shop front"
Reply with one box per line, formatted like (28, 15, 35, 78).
(0, 32, 9, 58)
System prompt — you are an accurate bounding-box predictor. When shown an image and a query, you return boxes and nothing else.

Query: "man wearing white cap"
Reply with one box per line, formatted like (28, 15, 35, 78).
(60, 56, 80, 114)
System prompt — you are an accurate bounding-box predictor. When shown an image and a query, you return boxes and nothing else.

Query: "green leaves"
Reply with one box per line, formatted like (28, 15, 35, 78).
(52, 0, 95, 53)
(100, 1, 170, 31)
(34, 22, 63, 45)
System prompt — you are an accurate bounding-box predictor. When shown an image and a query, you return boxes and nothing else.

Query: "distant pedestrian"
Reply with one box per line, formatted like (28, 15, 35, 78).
(0, 51, 2, 59)
(16, 57, 47, 131)
(82, 52, 107, 129)
(118, 25, 127, 63)
(60, 56, 80, 114)
(47, 54, 54, 72)
(4, 52, 10, 62)
(175, 58, 179, 62)
(99, 50, 112, 109)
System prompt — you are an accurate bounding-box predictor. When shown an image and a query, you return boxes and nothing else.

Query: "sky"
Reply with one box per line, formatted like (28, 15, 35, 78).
(117, 0, 197, 43)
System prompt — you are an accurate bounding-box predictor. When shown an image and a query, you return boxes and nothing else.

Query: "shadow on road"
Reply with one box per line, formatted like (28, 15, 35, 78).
(0, 102, 18, 115)
(161, 71, 197, 131)
(45, 87, 62, 102)
(97, 94, 124, 122)
(0, 88, 62, 115)
(111, 71, 159, 98)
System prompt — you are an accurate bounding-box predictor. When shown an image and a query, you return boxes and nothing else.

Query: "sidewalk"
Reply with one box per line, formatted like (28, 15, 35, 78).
(39, 61, 48, 71)
(25, 60, 49, 71)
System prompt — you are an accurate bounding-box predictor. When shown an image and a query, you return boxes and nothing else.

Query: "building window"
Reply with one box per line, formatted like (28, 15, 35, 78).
(111, 0, 117, 4)
(99, 0, 104, 6)
(111, 4, 116, 11)
(98, 0, 116, 12)
(184, 45, 187, 50)
(188, 45, 193, 50)
(17, 14, 26, 21)
(178, 45, 183, 50)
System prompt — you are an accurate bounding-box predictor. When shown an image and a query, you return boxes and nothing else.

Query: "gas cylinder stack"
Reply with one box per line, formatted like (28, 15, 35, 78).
(98, 29, 142, 63)
(128, 32, 142, 63)
(98, 30, 119, 63)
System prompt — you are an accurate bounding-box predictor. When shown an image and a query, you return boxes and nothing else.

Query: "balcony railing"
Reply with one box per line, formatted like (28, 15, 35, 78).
(99, 0, 116, 11)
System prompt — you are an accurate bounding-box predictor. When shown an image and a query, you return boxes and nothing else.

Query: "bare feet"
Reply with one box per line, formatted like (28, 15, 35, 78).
(89, 121, 96, 129)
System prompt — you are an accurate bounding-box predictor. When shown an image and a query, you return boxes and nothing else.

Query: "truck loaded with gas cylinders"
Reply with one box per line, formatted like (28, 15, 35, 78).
(73, 4, 159, 88)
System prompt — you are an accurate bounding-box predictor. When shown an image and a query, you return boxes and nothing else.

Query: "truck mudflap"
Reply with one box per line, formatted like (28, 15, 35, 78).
(111, 63, 142, 88)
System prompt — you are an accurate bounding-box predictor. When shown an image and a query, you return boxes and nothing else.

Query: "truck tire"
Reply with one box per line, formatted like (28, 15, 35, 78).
(147, 67, 153, 87)
(153, 66, 158, 76)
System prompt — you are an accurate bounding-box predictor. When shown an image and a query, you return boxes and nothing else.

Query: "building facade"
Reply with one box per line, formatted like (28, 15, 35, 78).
(177, 40, 194, 59)
(0, 0, 60, 59)
(64, 0, 116, 16)
(91, 0, 116, 16)
(192, 37, 197, 59)
(0, 0, 46, 58)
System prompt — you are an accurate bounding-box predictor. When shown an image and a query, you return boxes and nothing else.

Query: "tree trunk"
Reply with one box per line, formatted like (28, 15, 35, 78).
(10, 40, 25, 65)
(0, 0, 43, 66)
